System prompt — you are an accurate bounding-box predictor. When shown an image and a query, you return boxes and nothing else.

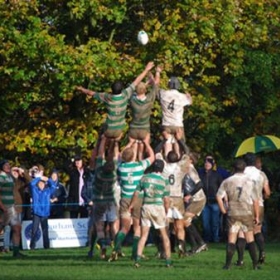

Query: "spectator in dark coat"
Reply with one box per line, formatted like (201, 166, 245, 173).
(198, 155, 223, 243)
(67, 155, 91, 219)
(49, 170, 67, 219)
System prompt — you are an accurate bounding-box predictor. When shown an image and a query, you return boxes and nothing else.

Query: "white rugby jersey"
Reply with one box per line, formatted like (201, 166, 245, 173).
(157, 89, 191, 127)
(244, 166, 264, 207)
(157, 153, 188, 197)
(217, 172, 258, 216)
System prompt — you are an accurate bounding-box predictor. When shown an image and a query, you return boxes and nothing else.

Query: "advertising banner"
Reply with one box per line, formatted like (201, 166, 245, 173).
(21, 218, 88, 250)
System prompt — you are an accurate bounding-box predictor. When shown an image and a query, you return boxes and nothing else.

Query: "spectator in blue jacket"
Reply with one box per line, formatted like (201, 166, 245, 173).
(29, 176, 57, 250)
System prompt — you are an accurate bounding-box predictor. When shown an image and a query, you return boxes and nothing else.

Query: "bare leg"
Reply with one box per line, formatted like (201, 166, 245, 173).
(173, 142, 180, 159)
(123, 137, 136, 151)
(162, 131, 173, 158)
(109, 220, 118, 243)
(136, 226, 150, 262)
(174, 219, 186, 256)
(132, 217, 141, 259)
(137, 142, 144, 161)
(158, 227, 172, 266)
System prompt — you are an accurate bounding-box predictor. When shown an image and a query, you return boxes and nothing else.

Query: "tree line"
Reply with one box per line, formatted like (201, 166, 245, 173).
(0, 0, 280, 171)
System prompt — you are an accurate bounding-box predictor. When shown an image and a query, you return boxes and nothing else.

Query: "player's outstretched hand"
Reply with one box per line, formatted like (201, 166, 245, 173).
(145, 61, 155, 72)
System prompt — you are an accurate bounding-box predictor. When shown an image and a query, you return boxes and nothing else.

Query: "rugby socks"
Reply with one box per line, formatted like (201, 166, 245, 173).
(169, 232, 177, 253)
(254, 232, 265, 255)
(97, 237, 111, 249)
(88, 226, 94, 249)
(191, 224, 205, 246)
(186, 225, 197, 251)
(88, 233, 98, 258)
(97, 238, 108, 249)
(134, 254, 141, 267)
(165, 258, 172, 267)
(114, 231, 126, 252)
(90, 228, 98, 251)
(13, 245, 20, 257)
(132, 236, 140, 259)
(190, 224, 205, 246)
(225, 243, 236, 267)
(236, 237, 246, 263)
(154, 233, 164, 256)
(247, 241, 258, 267)
(93, 236, 99, 250)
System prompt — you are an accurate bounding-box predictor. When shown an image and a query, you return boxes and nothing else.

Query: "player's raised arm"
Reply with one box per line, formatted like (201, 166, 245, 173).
(132, 62, 155, 87)
(76, 86, 96, 97)
(154, 66, 163, 86)
(185, 92, 193, 105)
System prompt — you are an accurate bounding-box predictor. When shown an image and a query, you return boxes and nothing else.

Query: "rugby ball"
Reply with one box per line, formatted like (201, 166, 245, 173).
(137, 30, 149, 45)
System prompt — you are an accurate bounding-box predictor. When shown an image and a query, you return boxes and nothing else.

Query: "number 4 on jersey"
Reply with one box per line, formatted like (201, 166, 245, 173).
(167, 99, 175, 112)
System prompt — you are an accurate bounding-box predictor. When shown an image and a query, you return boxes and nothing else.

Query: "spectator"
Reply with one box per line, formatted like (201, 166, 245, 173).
(67, 155, 90, 219)
(29, 176, 57, 250)
(198, 155, 223, 243)
(81, 145, 98, 258)
(49, 169, 67, 219)
(210, 159, 230, 242)
(26, 165, 45, 220)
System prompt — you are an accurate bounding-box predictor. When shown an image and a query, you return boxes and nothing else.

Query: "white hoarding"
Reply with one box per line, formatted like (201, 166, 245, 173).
(21, 218, 88, 250)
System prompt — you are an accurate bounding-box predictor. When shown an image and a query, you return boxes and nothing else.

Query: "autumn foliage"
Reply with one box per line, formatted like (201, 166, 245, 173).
(0, 0, 280, 169)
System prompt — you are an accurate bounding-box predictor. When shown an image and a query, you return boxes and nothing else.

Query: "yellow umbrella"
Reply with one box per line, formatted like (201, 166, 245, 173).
(234, 135, 280, 157)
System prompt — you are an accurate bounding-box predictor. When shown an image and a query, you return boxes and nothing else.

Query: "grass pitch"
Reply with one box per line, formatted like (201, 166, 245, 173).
(1, 242, 279, 280)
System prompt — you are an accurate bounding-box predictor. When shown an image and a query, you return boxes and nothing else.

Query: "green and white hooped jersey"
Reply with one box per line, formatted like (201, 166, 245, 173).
(0, 172, 15, 206)
(94, 85, 135, 131)
(137, 172, 170, 205)
(129, 86, 157, 130)
(93, 158, 117, 203)
(118, 159, 151, 199)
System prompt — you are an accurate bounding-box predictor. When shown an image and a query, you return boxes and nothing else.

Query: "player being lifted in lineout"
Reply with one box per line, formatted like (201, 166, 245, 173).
(157, 76, 192, 158)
